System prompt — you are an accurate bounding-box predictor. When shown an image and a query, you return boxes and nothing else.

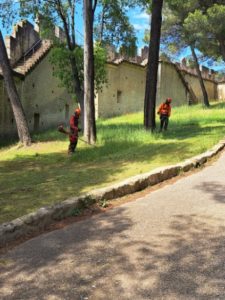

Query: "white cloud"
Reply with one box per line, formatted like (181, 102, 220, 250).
(134, 12, 150, 21)
(133, 23, 149, 31)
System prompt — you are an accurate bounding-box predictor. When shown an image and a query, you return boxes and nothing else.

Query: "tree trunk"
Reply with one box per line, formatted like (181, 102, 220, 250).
(99, 4, 106, 45)
(190, 45, 210, 107)
(144, 0, 163, 131)
(70, 55, 84, 128)
(0, 30, 31, 146)
(57, 0, 84, 120)
(83, 0, 96, 144)
(218, 38, 225, 63)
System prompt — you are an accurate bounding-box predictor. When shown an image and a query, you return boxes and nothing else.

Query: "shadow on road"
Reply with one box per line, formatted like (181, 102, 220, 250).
(1, 210, 225, 299)
(195, 181, 225, 204)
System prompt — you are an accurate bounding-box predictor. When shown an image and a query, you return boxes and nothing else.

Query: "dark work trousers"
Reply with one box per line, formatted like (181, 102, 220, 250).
(160, 114, 169, 131)
(68, 128, 78, 154)
(68, 140, 78, 154)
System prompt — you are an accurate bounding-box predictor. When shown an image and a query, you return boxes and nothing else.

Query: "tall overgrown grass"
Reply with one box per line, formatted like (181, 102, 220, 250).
(0, 102, 225, 223)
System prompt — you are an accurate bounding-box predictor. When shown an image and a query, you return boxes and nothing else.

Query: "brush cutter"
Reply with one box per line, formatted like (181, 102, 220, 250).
(57, 125, 95, 146)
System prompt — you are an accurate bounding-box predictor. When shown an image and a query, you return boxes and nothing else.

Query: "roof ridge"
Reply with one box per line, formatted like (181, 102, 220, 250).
(13, 39, 53, 76)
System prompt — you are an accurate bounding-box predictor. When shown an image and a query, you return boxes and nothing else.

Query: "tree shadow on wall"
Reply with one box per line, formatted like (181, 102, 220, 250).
(1, 211, 225, 299)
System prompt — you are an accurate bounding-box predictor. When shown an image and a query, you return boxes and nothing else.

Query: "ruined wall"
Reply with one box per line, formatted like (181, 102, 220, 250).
(5, 21, 40, 65)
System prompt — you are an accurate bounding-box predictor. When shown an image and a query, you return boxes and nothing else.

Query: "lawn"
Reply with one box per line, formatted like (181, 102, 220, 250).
(1, 102, 225, 224)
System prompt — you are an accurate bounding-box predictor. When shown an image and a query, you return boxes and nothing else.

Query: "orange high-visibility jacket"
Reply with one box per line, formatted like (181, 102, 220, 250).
(70, 114, 79, 130)
(157, 103, 171, 117)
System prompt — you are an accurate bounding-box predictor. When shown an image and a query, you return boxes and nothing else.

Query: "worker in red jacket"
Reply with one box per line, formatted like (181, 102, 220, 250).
(68, 108, 81, 154)
(157, 98, 172, 132)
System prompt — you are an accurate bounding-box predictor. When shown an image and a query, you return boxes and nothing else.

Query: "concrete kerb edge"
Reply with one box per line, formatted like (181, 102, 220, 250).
(1, 139, 225, 247)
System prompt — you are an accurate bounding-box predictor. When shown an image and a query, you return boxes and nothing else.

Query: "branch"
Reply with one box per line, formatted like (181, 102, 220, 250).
(55, 0, 73, 49)
(68, 0, 76, 47)
(92, 0, 98, 16)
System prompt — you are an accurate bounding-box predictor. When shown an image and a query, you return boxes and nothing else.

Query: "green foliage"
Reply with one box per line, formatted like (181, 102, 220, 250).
(69, 207, 82, 217)
(160, 1, 196, 57)
(184, 4, 225, 61)
(49, 45, 73, 94)
(94, 43, 108, 92)
(0, 0, 25, 29)
(49, 42, 107, 94)
(94, 0, 138, 56)
(163, 0, 225, 63)
(99, 199, 109, 208)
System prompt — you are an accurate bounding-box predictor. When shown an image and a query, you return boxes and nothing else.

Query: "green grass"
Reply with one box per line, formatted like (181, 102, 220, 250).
(1, 102, 225, 224)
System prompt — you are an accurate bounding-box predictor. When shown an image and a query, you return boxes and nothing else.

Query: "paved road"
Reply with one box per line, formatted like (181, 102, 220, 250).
(1, 152, 225, 300)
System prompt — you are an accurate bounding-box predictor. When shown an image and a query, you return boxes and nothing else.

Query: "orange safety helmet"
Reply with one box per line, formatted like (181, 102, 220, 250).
(74, 108, 81, 116)
(166, 98, 172, 103)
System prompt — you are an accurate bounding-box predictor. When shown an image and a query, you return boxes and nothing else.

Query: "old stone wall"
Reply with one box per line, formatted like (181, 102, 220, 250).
(22, 52, 74, 133)
(0, 77, 22, 139)
(1, 48, 224, 140)
(97, 60, 221, 119)
(5, 21, 40, 65)
(217, 83, 225, 100)
(97, 61, 190, 119)
(0, 52, 74, 140)
(158, 62, 188, 106)
(97, 62, 146, 118)
(184, 72, 217, 101)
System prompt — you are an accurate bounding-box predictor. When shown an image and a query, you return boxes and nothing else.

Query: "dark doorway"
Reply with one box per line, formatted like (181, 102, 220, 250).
(34, 113, 40, 132)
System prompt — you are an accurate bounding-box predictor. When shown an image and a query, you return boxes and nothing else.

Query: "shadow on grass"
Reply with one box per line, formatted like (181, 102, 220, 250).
(0, 139, 191, 223)
(32, 128, 68, 142)
(208, 102, 225, 110)
(0, 128, 68, 148)
(0, 138, 18, 149)
(1, 211, 225, 299)
(1, 112, 225, 223)
(160, 123, 224, 140)
(99, 121, 225, 141)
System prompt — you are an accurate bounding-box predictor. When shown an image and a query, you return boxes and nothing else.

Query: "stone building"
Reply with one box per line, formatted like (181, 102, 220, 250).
(1, 20, 225, 139)
(0, 20, 74, 140)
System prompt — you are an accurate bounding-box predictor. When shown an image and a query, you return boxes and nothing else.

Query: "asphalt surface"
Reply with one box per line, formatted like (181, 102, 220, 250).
(1, 151, 225, 300)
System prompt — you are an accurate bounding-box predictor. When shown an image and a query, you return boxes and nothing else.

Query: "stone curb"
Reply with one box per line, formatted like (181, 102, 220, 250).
(1, 139, 225, 247)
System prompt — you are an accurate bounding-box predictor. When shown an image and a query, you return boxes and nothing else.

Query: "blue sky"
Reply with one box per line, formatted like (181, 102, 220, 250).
(1, 1, 224, 71)
(0, 3, 149, 52)
(128, 8, 150, 53)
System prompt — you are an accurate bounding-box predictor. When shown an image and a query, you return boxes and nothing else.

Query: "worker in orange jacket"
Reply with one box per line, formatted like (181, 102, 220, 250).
(157, 98, 172, 132)
(68, 108, 81, 154)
